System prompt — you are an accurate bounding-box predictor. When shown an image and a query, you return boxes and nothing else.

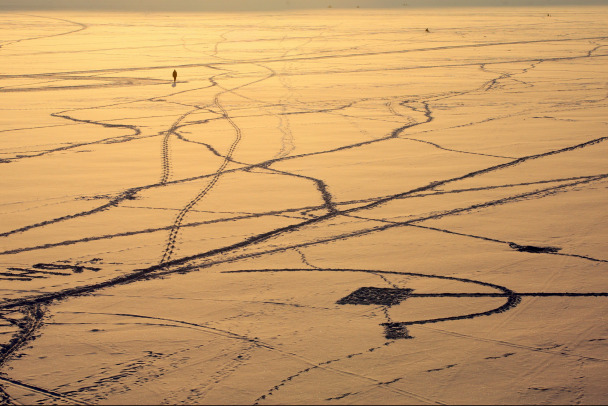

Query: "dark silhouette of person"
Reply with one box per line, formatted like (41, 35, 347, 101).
(425, 28, 430, 33)
(172, 69, 177, 83)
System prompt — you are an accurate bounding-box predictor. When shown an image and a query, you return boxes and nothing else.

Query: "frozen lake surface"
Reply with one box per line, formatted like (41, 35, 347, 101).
(1, 7, 607, 404)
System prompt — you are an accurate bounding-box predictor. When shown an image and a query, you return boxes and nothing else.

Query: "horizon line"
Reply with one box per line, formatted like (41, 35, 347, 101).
(2, 0, 608, 12)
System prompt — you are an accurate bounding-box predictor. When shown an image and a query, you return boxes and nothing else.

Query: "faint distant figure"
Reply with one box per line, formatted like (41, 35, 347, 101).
(425, 28, 430, 33)
(172, 69, 177, 83)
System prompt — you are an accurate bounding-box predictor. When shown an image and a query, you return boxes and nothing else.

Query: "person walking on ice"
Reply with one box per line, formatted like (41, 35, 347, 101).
(172, 69, 177, 83)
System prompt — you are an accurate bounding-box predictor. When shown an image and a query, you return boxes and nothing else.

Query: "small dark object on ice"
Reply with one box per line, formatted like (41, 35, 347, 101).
(172, 69, 177, 83)
(337, 287, 412, 306)
(509, 242, 561, 254)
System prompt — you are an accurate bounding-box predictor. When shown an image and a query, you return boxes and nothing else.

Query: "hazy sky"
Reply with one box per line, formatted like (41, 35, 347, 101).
(2, 0, 608, 11)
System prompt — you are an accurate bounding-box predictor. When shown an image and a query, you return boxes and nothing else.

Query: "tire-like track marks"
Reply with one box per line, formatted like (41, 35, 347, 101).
(159, 81, 244, 265)
(1, 14, 87, 49)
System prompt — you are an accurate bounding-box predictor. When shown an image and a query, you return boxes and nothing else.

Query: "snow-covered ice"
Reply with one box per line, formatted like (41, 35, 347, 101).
(1, 7, 607, 404)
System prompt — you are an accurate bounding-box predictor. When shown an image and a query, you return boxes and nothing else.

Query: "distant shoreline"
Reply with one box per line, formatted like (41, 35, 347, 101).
(2, 0, 608, 12)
